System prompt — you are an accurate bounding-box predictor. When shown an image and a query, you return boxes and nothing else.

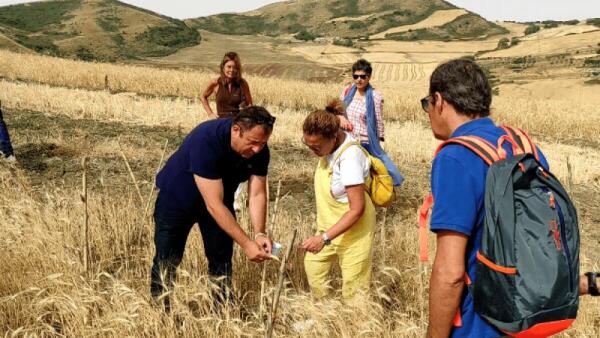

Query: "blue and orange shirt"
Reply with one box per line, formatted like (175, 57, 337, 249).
(430, 117, 549, 338)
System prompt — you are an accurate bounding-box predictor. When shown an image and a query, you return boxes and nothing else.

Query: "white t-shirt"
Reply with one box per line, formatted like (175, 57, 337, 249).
(326, 132, 370, 203)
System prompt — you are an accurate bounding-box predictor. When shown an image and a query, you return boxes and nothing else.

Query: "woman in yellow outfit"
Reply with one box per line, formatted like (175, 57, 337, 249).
(301, 100, 376, 300)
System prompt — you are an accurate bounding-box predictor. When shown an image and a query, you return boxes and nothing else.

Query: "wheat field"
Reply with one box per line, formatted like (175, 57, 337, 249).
(0, 50, 599, 337)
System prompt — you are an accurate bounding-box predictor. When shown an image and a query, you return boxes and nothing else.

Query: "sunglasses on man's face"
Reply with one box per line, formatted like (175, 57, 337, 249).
(352, 74, 369, 80)
(420, 96, 432, 112)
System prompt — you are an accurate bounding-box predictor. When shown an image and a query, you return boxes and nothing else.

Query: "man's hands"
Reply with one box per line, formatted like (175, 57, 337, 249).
(242, 239, 272, 262)
(338, 116, 354, 131)
(302, 235, 325, 254)
(254, 233, 272, 254)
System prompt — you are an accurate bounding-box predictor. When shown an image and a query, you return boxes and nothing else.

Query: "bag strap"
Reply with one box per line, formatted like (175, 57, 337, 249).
(419, 194, 434, 262)
(332, 141, 361, 166)
(435, 136, 501, 166)
(500, 125, 540, 161)
(419, 136, 500, 263)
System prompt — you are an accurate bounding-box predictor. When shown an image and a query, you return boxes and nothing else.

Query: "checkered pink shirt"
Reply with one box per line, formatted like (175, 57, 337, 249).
(339, 86, 385, 143)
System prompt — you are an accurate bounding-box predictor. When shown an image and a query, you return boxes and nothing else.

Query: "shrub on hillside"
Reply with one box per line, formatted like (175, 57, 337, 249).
(524, 24, 540, 35)
(586, 18, 600, 28)
(97, 15, 122, 32)
(333, 38, 353, 47)
(0, 0, 80, 32)
(75, 47, 97, 62)
(543, 21, 559, 29)
(136, 24, 200, 49)
(386, 14, 508, 41)
(584, 58, 600, 67)
(349, 21, 367, 30)
(294, 30, 317, 41)
(497, 37, 510, 49)
(14, 34, 59, 55)
(511, 37, 520, 46)
(563, 20, 579, 25)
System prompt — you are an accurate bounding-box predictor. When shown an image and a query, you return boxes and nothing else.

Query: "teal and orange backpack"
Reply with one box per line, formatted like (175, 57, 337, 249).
(419, 126, 580, 337)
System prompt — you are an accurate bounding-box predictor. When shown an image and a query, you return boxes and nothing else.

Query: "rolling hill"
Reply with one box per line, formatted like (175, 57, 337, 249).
(185, 0, 507, 40)
(0, 0, 200, 61)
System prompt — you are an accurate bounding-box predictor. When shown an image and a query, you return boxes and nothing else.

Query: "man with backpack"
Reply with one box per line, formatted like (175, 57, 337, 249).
(420, 59, 594, 338)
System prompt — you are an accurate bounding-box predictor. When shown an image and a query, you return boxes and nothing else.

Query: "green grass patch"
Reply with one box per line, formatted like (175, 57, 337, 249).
(0, 0, 80, 32)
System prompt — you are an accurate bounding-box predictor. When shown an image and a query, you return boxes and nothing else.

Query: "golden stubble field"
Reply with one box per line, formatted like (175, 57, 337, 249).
(0, 49, 599, 337)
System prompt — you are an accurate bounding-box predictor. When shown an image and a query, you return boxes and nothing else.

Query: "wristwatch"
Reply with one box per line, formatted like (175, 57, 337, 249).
(321, 232, 331, 246)
(585, 272, 599, 296)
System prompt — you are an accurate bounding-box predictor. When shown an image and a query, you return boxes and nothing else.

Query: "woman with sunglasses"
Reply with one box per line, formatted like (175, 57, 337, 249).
(201, 51, 253, 119)
(339, 59, 403, 186)
(338, 59, 383, 151)
(301, 99, 376, 300)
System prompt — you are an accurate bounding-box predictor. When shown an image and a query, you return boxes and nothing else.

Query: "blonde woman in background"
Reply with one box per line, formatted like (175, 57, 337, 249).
(201, 51, 253, 211)
(201, 51, 253, 119)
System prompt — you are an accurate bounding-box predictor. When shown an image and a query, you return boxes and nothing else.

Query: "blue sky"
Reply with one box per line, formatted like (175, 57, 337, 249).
(0, 0, 599, 21)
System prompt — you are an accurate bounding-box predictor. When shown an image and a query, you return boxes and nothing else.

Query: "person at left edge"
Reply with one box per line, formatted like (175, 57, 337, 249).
(150, 106, 275, 309)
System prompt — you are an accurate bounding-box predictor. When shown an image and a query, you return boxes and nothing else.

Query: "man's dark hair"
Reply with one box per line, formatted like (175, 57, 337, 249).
(352, 59, 372, 75)
(429, 59, 492, 118)
(233, 106, 275, 133)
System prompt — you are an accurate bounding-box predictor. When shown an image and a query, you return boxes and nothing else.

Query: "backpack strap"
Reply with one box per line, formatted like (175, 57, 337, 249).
(332, 141, 361, 166)
(500, 125, 540, 161)
(419, 136, 500, 263)
(419, 194, 434, 262)
(328, 141, 368, 177)
(435, 136, 501, 166)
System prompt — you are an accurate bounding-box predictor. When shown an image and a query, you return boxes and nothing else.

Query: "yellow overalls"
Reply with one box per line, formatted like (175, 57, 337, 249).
(304, 153, 376, 300)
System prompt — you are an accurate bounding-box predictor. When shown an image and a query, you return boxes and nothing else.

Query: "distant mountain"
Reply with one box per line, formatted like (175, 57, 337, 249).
(0, 0, 200, 61)
(185, 0, 506, 40)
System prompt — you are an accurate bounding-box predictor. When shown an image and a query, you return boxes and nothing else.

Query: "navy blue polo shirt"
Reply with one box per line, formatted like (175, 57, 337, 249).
(156, 118, 269, 216)
(430, 117, 549, 338)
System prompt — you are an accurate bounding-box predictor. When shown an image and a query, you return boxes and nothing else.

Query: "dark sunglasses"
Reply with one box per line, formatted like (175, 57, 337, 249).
(352, 74, 369, 80)
(420, 96, 432, 112)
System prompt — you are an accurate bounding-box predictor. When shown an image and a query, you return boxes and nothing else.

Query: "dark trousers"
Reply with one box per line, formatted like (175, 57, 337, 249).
(150, 192, 234, 310)
(0, 108, 14, 157)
